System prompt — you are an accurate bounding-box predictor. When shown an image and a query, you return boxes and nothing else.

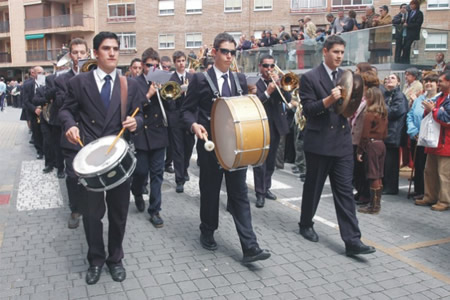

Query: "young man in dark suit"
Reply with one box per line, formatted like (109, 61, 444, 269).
(59, 32, 143, 285)
(54, 38, 89, 229)
(181, 32, 271, 264)
(401, 0, 423, 64)
(166, 51, 195, 193)
(130, 47, 169, 228)
(298, 35, 376, 257)
(253, 54, 292, 208)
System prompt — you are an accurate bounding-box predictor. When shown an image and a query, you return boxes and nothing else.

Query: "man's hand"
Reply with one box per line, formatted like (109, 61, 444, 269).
(266, 82, 277, 95)
(357, 154, 363, 162)
(191, 123, 207, 140)
(322, 86, 342, 108)
(35, 107, 42, 116)
(146, 83, 157, 100)
(66, 126, 80, 145)
(122, 116, 137, 132)
(422, 99, 435, 113)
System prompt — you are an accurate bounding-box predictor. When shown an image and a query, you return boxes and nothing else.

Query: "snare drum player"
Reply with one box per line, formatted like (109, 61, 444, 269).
(59, 32, 143, 284)
(181, 32, 271, 263)
(298, 35, 376, 256)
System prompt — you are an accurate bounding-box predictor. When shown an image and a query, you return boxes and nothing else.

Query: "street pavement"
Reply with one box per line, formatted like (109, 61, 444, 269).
(0, 107, 450, 300)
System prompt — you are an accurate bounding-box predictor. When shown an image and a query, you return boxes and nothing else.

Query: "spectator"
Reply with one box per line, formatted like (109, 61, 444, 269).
(403, 67, 423, 107)
(331, 9, 347, 34)
(278, 25, 289, 41)
(304, 16, 317, 39)
(382, 74, 408, 195)
(361, 5, 376, 29)
(326, 13, 335, 35)
(260, 31, 277, 47)
(401, 0, 424, 64)
(315, 28, 326, 43)
(291, 30, 299, 41)
(370, 5, 393, 64)
(407, 74, 439, 200)
(343, 10, 358, 32)
(374, 5, 392, 26)
(415, 71, 450, 211)
(392, 3, 408, 63)
(434, 52, 446, 72)
(0, 77, 6, 112)
(237, 34, 251, 50)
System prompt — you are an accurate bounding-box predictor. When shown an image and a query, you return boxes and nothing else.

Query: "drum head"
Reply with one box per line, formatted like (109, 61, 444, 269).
(211, 98, 237, 169)
(73, 136, 128, 176)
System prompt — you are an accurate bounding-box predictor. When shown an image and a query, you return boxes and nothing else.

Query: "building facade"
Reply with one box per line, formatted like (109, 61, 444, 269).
(0, 0, 449, 79)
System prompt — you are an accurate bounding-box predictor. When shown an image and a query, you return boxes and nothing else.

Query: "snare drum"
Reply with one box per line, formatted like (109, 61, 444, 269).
(211, 95, 270, 171)
(73, 136, 137, 192)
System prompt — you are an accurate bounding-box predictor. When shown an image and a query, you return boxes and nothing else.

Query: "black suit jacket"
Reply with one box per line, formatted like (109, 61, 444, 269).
(23, 78, 37, 114)
(299, 63, 352, 157)
(166, 71, 194, 128)
(59, 70, 144, 146)
(181, 67, 248, 134)
(44, 74, 60, 126)
(405, 9, 423, 41)
(256, 78, 290, 136)
(131, 73, 169, 151)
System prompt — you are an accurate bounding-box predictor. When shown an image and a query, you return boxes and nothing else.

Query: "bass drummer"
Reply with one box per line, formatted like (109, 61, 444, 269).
(59, 32, 143, 285)
(181, 32, 271, 264)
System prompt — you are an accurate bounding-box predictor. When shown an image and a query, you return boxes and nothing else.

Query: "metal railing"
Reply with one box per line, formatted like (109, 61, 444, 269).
(26, 49, 61, 62)
(0, 52, 11, 63)
(25, 14, 84, 31)
(0, 21, 9, 33)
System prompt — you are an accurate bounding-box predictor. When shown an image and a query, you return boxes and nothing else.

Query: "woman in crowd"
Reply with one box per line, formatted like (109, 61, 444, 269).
(357, 73, 388, 214)
(343, 10, 358, 32)
(407, 73, 440, 200)
(382, 74, 409, 195)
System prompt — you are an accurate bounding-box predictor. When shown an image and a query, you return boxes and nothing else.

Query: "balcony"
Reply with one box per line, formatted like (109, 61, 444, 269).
(0, 21, 9, 33)
(0, 52, 11, 63)
(26, 49, 62, 62)
(25, 14, 94, 33)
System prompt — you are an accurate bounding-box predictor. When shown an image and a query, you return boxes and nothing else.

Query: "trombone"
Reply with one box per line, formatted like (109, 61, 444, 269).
(268, 63, 299, 106)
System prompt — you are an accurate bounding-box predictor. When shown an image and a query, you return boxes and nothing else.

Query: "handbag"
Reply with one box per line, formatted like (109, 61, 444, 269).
(418, 113, 441, 148)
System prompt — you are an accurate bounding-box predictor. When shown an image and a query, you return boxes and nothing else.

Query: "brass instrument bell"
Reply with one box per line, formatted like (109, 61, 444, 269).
(160, 81, 182, 100)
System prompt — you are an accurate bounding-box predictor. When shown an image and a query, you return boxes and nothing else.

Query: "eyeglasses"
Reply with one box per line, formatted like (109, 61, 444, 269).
(145, 63, 160, 68)
(162, 65, 171, 70)
(262, 63, 275, 69)
(217, 48, 236, 56)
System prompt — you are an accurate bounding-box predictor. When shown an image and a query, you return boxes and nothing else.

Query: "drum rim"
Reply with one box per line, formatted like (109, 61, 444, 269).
(211, 97, 236, 171)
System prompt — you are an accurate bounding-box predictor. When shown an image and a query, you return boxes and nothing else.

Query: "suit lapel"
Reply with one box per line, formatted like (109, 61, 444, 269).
(207, 67, 220, 94)
(83, 71, 106, 116)
(318, 64, 334, 93)
(103, 72, 121, 130)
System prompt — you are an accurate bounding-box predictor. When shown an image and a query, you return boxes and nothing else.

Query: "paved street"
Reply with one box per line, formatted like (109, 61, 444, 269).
(0, 107, 450, 300)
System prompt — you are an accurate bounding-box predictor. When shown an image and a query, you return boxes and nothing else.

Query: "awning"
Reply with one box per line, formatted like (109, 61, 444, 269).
(25, 34, 44, 40)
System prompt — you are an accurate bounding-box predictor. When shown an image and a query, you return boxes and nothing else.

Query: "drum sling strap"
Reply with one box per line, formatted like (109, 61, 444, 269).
(119, 76, 128, 122)
(203, 71, 243, 99)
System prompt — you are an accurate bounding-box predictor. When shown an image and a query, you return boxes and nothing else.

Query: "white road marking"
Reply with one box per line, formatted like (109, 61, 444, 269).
(279, 193, 334, 202)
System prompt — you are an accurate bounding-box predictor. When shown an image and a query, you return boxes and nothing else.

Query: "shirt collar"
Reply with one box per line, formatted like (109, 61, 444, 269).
(176, 71, 186, 79)
(95, 67, 117, 82)
(322, 62, 337, 77)
(213, 65, 229, 80)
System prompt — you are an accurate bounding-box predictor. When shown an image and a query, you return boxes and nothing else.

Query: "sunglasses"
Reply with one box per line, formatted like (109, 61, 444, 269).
(217, 48, 236, 56)
(145, 63, 159, 68)
(262, 63, 275, 68)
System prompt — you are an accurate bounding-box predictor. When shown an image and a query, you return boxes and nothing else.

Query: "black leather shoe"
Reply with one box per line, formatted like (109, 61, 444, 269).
(109, 264, 126, 282)
(42, 166, 53, 173)
(176, 183, 184, 193)
(299, 226, 319, 242)
(57, 169, 65, 178)
(292, 167, 300, 174)
(150, 213, 164, 228)
(255, 195, 265, 208)
(165, 166, 175, 173)
(265, 190, 277, 200)
(68, 213, 81, 229)
(86, 266, 102, 285)
(184, 174, 190, 182)
(200, 233, 217, 250)
(242, 247, 271, 264)
(345, 241, 376, 256)
(36, 153, 43, 160)
(135, 195, 145, 212)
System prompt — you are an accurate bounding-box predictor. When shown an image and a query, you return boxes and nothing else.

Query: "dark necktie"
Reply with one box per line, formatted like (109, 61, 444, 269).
(100, 75, 112, 109)
(221, 73, 232, 97)
(332, 70, 337, 86)
(180, 75, 184, 84)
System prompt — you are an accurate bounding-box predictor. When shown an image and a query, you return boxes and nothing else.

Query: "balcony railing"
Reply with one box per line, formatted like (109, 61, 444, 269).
(26, 49, 61, 62)
(25, 14, 84, 31)
(0, 52, 11, 63)
(0, 21, 9, 33)
(235, 25, 450, 73)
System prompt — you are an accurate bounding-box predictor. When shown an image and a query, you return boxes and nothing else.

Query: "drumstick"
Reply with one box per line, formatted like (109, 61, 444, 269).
(77, 138, 84, 147)
(203, 133, 215, 152)
(106, 107, 140, 155)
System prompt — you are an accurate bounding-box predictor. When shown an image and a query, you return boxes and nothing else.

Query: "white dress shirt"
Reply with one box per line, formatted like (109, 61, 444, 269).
(213, 65, 231, 96)
(94, 67, 117, 97)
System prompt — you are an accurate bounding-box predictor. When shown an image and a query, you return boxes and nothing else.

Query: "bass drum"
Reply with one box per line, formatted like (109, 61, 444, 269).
(73, 136, 136, 192)
(211, 95, 270, 171)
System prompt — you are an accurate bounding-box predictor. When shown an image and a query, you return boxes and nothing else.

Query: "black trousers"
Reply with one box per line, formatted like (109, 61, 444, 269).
(353, 145, 370, 199)
(383, 146, 400, 194)
(197, 139, 258, 252)
(62, 148, 86, 214)
(168, 127, 195, 184)
(401, 38, 415, 64)
(40, 120, 54, 167)
(394, 37, 404, 63)
(300, 151, 361, 245)
(411, 140, 426, 195)
(253, 128, 280, 196)
(51, 125, 64, 170)
(81, 180, 130, 267)
(29, 114, 43, 155)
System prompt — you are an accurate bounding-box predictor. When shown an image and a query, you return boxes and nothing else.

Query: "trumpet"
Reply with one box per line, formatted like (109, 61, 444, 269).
(160, 81, 182, 101)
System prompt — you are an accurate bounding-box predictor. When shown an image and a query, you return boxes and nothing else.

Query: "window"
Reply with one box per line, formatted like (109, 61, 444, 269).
(186, 0, 202, 13)
(254, 0, 272, 10)
(254, 30, 264, 40)
(427, 0, 449, 9)
(159, 0, 174, 15)
(226, 32, 241, 45)
(186, 33, 202, 48)
(108, 0, 135, 19)
(117, 32, 136, 49)
(159, 34, 175, 49)
(291, 0, 326, 9)
(332, 0, 372, 6)
(425, 33, 448, 50)
(224, 0, 242, 12)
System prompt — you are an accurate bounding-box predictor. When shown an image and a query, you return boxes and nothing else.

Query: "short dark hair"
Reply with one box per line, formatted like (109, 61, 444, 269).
(441, 71, 450, 81)
(410, 0, 420, 7)
(141, 47, 160, 63)
(400, 3, 407, 8)
(129, 58, 141, 67)
(69, 38, 88, 53)
(93, 32, 120, 51)
(326, 13, 334, 18)
(161, 56, 171, 63)
(349, 10, 356, 18)
(423, 73, 439, 83)
(323, 35, 346, 50)
(172, 51, 186, 63)
(280, 25, 285, 30)
(213, 32, 236, 49)
(259, 54, 275, 64)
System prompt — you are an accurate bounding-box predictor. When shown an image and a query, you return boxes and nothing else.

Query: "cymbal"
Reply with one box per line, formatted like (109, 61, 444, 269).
(335, 70, 364, 118)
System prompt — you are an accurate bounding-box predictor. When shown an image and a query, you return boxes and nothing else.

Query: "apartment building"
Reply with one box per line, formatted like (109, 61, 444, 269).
(0, 0, 449, 79)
